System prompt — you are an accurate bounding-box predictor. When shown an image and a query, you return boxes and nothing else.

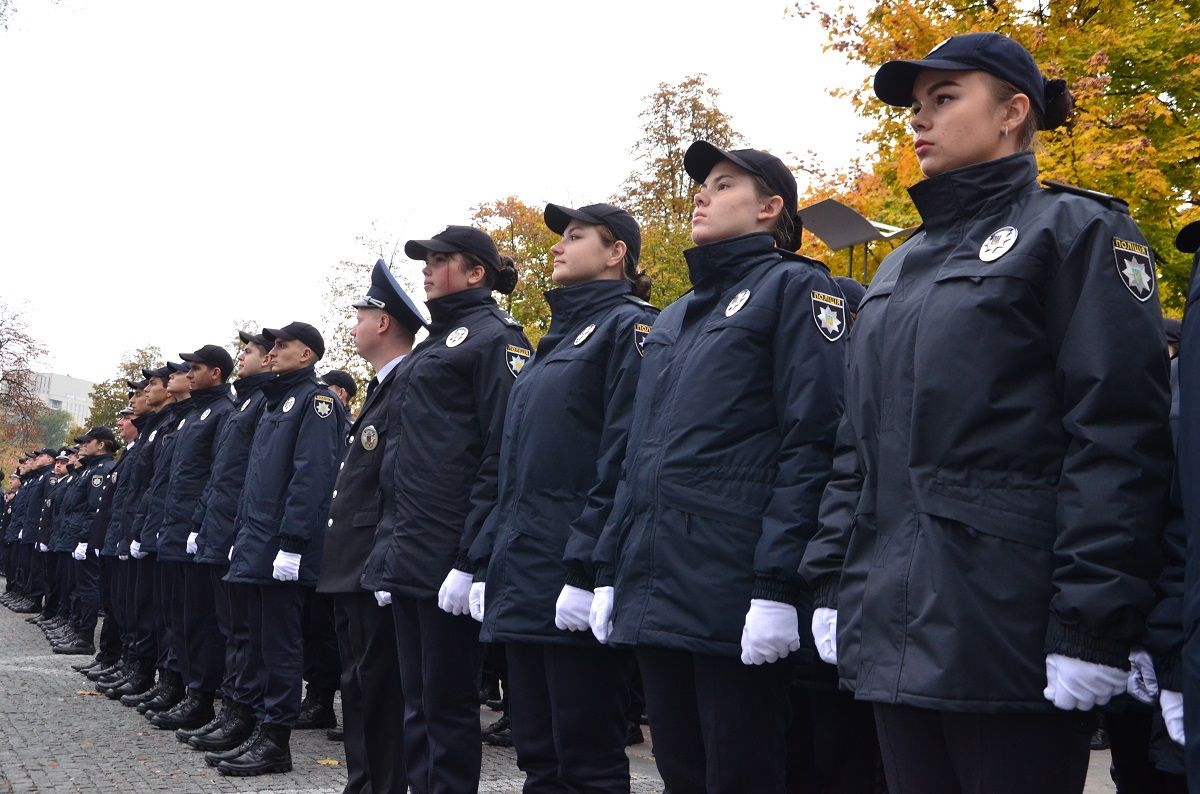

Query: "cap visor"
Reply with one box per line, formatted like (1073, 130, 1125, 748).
(179, 352, 202, 363)
(543, 204, 602, 235)
(873, 58, 978, 107)
(404, 239, 460, 261)
(261, 327, 295, 343)
(684, 141, 765, 184)
(1176, 220, 1200, 254)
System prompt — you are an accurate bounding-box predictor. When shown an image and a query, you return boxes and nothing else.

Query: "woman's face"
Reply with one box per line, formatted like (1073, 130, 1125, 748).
(550, 221, 624, 287)
(423, 252, 481, 300)
(691, 160, 780, 245)
(909, 68, 1021, 178)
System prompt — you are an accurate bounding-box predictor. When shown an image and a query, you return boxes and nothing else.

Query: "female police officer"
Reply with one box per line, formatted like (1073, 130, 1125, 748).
(360, 226, 531, 793)
(589, 143, 846, 792)
(466, 203, 657, 792)
(800, 32, 1172, 793)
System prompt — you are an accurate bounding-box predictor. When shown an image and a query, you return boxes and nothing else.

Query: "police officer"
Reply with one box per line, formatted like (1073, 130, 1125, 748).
(11, 448, 55, 614)
(189, 331, 275, 756)
(322, 370, 357, 408)
(800, 33, 1171, 793)
(467, 203, 657, 792)
(32, 449, 70, 632)
(148, 344, 236, 731)
(219, 321, 346, 776)
(588, 143, 845, 793)
(360, 226, 531, 792)
(318, 259, 426, 794)
(44, 449, 81, 643)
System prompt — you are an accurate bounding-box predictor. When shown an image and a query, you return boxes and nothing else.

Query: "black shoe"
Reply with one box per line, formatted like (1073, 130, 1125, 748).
(151, 690, 215, 730)
(296, 690, 337, 730)
(625, 721, 645, 746)
(13, 601, 42, 614)
(204, 721, 261, 766)
(53, 640, 96, 655)
(118, 673, 161, 705)
(193, 705, 256, 752)
(483, 720, 512, 747)
(86, 662, 121, 680)
(25, 615, 42, 624)
(1091, 725, 1110, 751)
(326, 726, 344, 742)
(218, 724, 293, 777)
(140, 671, 184, 715)
(75, 657, 107, 674)
(177, 708, 225, 743)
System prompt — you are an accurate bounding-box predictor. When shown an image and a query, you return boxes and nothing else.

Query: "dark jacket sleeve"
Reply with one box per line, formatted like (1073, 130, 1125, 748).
(1042, 209, 1172, 667)
(799, 409, 862, 609)
(750, 270, 845, 605)
(561, 316, 652, 589)
(1145, 359, 1184, 690)
(454, 328, 528, 570)
(278, 392, 346, 554)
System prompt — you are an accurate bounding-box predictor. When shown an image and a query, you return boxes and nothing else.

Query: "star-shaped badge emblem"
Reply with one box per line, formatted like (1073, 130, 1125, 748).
(817, 306, 842, 335)
(1122, 256, 1151, 293)
(509, 355, 525, 374)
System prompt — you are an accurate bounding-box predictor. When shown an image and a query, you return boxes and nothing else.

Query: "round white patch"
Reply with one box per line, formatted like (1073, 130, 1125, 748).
(979, 226, 1018, 262)
(574, 324, 596, 346)
(446, 327, 469, 347)
(282, 396, 295, 413)
(726, 289, 750, 317)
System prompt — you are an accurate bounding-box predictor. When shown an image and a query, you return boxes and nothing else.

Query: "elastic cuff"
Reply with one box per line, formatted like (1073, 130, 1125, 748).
(278, 536, 306, 554)
(453, 549, 471, 571)
(593, 564, 614, 588)
(1044, 618, 1129, 669)
(811, 574, 839, 609)
(563, 568, 594, 590)
(473, 565, 488, 583)
(750, 576, 802, 606)
(1155, 653, 1183, 691)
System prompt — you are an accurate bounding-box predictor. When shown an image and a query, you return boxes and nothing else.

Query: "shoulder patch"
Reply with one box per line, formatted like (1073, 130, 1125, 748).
(490, 305, 523, 327)
(91, 475, 103, 488)
(1042, 179, 1129, 211)
(314, 393, 335, 418)
(633, 323, 652, 357)
(1114, 237, 1156, 301)
(811, 290, 846, 342)
(506, 344, 531, 377)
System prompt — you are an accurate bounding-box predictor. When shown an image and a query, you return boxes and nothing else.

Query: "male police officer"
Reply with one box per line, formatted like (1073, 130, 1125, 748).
(219, 321, 346, 776)
(322, 370, 357, 408)
(319, 260, 426, 794)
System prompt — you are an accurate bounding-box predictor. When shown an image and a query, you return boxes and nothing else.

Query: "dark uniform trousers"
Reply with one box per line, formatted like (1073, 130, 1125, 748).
(636, 647, 793, 794)
(56, 553, 73, 619)
(72, 552, 102, 641)
(871, 704, 1091, 794)
(1183, 631, 1200, 794)
(506, 642, 633, 793)
(181, 563, 225, 693)
(302, 590, 341, 696)
(97, 557, 122, 663)
(334, 591, 412, 794)
(40, 552, 61, 618)
(220, 576, 258, 708)
(246, 583, 306, 726)
(392, 595, 480, 794)
(20, 543, 45, 602)
(129, 555, 158, 668)
(4, 541, 17, 588)
(156, 559, 184, 672)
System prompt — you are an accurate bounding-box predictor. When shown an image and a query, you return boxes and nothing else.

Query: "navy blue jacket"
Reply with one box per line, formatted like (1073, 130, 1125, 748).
(56, 460, 96, 551)
(194, 372, 274, 566)
(126, 404, 184, 551)
(77, 454, 116, 548)
(800, 154, 1171, 711)
(11, 467, 51, 544)
(226, 366, 346, 586)
(595, 233, 846, 658)
(157, 385, 236, 563)
(471, 280, 657, 645)
(1177, 246, 1200, 678)
(135, 401, 190, 553)
(101, 432, 143, 557)
(360, 288, 532, 598)
(35, 474, 63, 548)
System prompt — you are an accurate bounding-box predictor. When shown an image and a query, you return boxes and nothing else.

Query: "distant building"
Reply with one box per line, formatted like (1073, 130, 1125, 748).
(35, 372, 94, 426)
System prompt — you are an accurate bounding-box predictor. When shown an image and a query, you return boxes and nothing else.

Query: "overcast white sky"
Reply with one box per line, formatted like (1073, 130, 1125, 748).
(0, 0, 871, 383)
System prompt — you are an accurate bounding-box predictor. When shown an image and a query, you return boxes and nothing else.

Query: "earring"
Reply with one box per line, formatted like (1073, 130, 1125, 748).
(1003, 126, 1009, 138)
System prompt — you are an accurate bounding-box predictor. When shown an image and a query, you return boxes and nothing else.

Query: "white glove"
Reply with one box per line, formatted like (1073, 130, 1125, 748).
(1161, 689, 1185, 745)
(589, 586, 615, 644)
(186, 532, 199, 555)
(1043, 653, 1128, 710)
(469, 582, 486, 622)
(1127, 648, 1159, 704)
(740, 599, 801, 665)
(130, 540, 147, 559)
(437, 569, 473, 615)
(812, 607, 838, 665)
(374, 590, 392, 607)
(554, 585, 594, 632)
(118, 553, 129, 561)
(272, 550, 301, 581)
(37, 543, 48, 553)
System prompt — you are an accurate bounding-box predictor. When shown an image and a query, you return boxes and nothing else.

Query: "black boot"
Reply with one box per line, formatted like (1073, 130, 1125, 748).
(326, 726, 344, 742)
(86, 660, 123, 681)
(296, 688, 337, 730)
(218, 723, 292, 777)
(53, 633, 96, 655)
(140, 671, 184, 716)
(192, 703, 256, 751)
(177, 703, 226, 743)
(151, 689, 215, 730)
(117, 669, 161, 704)
(108, 667, 155, 700)
(204, 721, 260, 766)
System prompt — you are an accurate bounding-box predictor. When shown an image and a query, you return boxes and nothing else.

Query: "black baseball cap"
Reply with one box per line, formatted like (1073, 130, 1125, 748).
(405, 226, 502, 274)
(684, 141, 801, 249)
(238, 329, 272, 352)
(126, 377, 148, 390)
(874, 33, 1054, 126)
(322, 370, 358, 399)
(142, 365, 171, 381)
(34, 448, 56, 458)
(180, 344, 235, 380)
(263, 321, 326, 360)
(352, 259, 429, 334)
(165, 361, 191, 374)
(1177, 221, 1200, 255)
(77, 427, 116, 444)
(544, 204, 642, 268)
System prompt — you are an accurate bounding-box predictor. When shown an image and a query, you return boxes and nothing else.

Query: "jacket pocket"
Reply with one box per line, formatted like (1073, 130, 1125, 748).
(920, 467, 1056, 550)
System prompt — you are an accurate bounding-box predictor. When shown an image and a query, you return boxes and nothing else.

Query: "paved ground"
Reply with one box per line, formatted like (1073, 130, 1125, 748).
(0, 599, 1116, 792)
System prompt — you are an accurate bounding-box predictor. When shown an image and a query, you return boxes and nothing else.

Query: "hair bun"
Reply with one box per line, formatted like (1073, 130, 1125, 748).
(783, 211, 805, 252)
(631, 271, 653, 301)
(494, 255, 519, 295)
(1040, 79, 1073, 130)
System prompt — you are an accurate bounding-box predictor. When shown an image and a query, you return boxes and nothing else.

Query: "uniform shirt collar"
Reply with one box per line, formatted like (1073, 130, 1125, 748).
(375, 354, 407, 384)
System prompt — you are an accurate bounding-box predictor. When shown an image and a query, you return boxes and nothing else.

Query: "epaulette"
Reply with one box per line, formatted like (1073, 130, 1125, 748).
(489, 305, 523, 329)
(779, 249, 831, 271)
(1042, 180, 1129, 211)
(623, 294, 656, 309)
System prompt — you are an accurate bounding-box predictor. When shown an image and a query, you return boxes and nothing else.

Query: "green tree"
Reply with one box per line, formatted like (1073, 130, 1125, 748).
(36, 408, 73, 449)
(473, 198, 560, 345)
(84, 345, 162, 430)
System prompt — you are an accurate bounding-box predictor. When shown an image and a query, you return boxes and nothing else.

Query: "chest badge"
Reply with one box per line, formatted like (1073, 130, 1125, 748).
(726, 289, 750, 317)
(177, 418, 187, 430)
(633, 323, 652, 357)
(446, 327, 469, 347)
(361, 425, 379, 451)
(91, 475, 103, 488)
(574, 324, 596, 346)
(241, 398, 251, 412)
(110, 471, 118, 485)
(314, 394, 335, 418)
(282, 396, 295, 413)
(148, 430, 158, 443)
(1114, 237, 1155, 301)
(506, 344, 532, 377)
(200, 408, 211, 421)
(811, 290, 847, 342)
(979, 226, 1018, 262)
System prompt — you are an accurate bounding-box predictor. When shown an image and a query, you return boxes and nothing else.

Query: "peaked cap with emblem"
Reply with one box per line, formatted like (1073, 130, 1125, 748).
(352, 259, 429, 334)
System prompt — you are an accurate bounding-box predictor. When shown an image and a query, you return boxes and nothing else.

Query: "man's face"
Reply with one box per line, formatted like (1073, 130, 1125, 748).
(237, 343, 268, 376)
(53, 460, 67, 476)
(167, 369, 191, 397)
(186, 361, 222, 390)
(143, 377, 169, 408)
(270, 339, 309, 374)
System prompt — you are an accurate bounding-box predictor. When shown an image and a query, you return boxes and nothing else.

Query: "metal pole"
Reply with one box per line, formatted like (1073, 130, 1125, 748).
(848, 246, 854, 281)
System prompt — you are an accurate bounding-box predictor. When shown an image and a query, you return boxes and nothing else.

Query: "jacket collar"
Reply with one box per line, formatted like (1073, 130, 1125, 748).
(684, 233, 777, 289)
(544, 280, 631, 326)
(426, 288, 495, 331)
(908, 152, 1038, 231)
(189, 383, 233, 409)
(231, 371, 275, 400)
(263, 365, 317, 402)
